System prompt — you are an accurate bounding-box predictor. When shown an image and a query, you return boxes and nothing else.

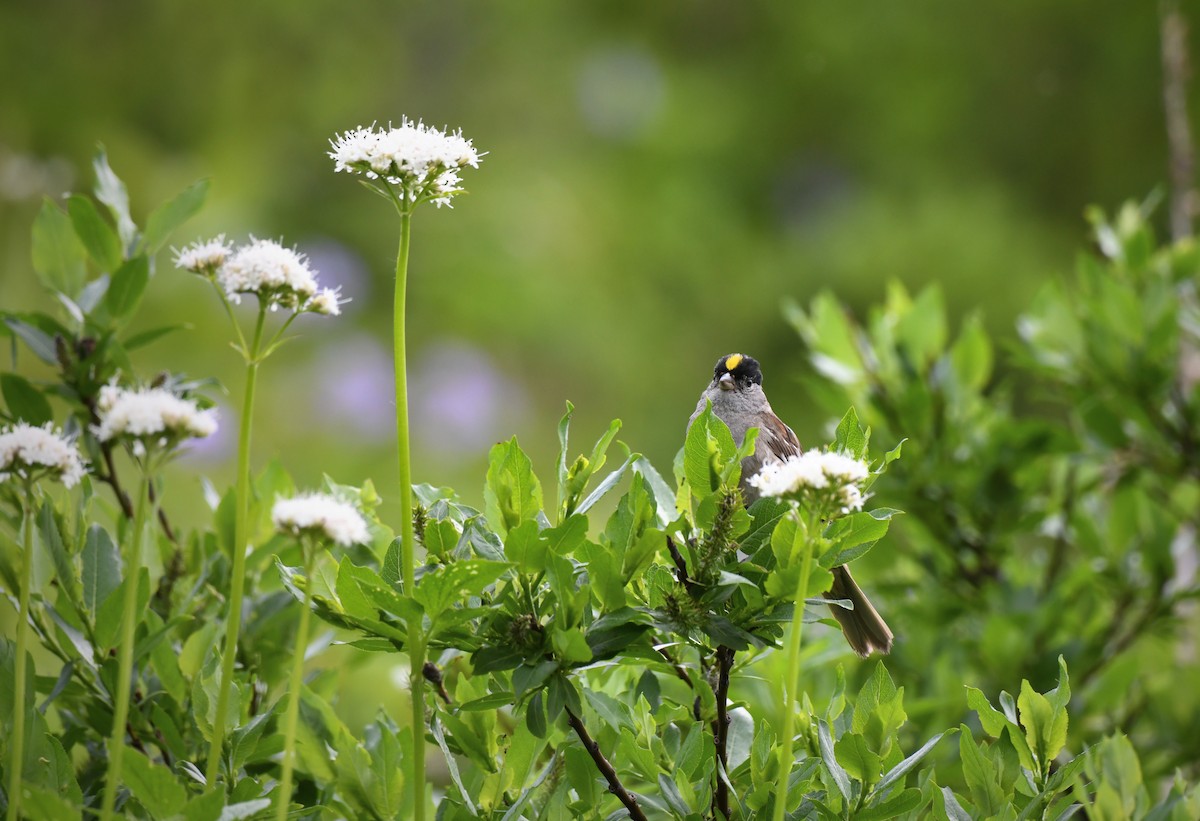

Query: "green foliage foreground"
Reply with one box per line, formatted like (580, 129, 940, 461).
(1, 156, 1199, 820)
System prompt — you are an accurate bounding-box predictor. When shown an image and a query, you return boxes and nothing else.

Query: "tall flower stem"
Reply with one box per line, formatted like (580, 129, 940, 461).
(100, 472, 152, 821)
(773, 510, 816, 821)
(392, 203, 428, 820)
(207, 304, 268, 786)
(6, 487, 36, 821)
(274, 545, 315, 821)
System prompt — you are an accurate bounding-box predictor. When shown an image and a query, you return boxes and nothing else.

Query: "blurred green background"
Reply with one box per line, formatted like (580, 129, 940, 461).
(0, 0, 1188, 521)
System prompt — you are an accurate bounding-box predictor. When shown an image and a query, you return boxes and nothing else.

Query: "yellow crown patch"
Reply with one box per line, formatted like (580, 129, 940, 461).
(724, 354, 743, 371)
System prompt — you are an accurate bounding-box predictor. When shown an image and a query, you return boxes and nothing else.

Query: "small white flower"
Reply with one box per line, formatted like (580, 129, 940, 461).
(307, 287, 344, 316)
(94, 383, 218, 445)
(219, 238, 318, 310)
(748, 450, 871, 513)
(0, 423, 87, 488)
(272, 493, 370, 547)
(174, 235, 233, 277)
(329, 119, 482, 205)
(815, 452, 869, 486)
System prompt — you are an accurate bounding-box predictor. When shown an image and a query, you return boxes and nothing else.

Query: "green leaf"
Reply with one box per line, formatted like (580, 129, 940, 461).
(873, 730, 953, 795)
(586, 689, 635, 733)
(80, 525, 120, 615)
(966, 686, 1009, 739)
(950, 313, 993, 392)
(504, 519, 546, 573)
(93, 146, 137, 248)
(121, 747, 188, 818)
(67, 194, 122, 271)
(1018, 679, 1056, 775)
(959, 725, 1008, 817)
(818, 719, 852, 802)
(125, 324, 188, 350)
(823, 511, 893, 567)
(3, 318, 59, 365)
(484, 437, 544, 537)
(105, 255, 150, 320)
(859, 788, 924, 821)
(413, 559, 510, 620)
(684, 403, 738, 497)
(834, 407, 869, 459)
(512, 660, 558, 697)
(32, 198, 87, 296)
(659, 773, 693, 817)
(551, 626, 593, 664)
(525, 690, 547, 738)
(939, 786, 975, 821)
(18, 785, 79, 821)
(835, 732, 882, 788)
(142, 178, 210, 254)
(430, 715, 478, 814)
(38, 503, 76, 602)
(1, 374, 53, 425)
(556, 400, 574, 514)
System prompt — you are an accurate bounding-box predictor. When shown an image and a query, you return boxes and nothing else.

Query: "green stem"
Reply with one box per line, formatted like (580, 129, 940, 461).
(207, 304, 268, 786)
(6, 490, 35, 821)
(100, 472, 152, 821)
(393, 202, 427, 821)
(773, 510, 815, 821)
(274, 547, 315, 821)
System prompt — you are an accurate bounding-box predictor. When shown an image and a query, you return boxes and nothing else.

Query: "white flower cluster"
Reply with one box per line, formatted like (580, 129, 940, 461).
(174, 236, 343, 315)
(329, 119, 482, 206)
(272, 493, 370, 547)
(93, 383, 218, 448)
(749, 450, 870, 513)
(173, 234, 232, 277)
(0, 423, 87, 488)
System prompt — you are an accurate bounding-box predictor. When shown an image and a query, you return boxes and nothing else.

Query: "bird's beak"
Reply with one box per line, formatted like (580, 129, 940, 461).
(718, 373, 736, 392)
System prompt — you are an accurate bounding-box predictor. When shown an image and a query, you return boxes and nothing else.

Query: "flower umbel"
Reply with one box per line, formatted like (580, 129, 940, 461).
(329, 119, 483, 207)
(219, 237, 319, 311)
(749, 450, 870, 513)
(173, 235, 233, 278)
(0, 422, 87, 487)
(273, 493, 370, 547)
(93, 382, 218, 447)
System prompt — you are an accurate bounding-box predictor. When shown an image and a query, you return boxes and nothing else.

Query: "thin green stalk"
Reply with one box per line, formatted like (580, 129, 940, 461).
(274, 546, 315, 821)
(6, 489, 35, 821)
(773, 510, 815, 821)
(207, 304, 268, 786)
(393, 203, 428, 821)
(100, 472, 152, 821)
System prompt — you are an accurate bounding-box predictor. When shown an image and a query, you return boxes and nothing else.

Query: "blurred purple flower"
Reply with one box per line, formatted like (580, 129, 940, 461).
(409, 341, 529, 459)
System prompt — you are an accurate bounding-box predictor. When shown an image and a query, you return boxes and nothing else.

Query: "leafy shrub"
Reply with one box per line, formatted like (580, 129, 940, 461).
(0, 154, 1197, 821)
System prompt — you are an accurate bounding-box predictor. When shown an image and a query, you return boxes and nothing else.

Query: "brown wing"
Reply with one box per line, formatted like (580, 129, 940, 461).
(739, 412, 802, 503)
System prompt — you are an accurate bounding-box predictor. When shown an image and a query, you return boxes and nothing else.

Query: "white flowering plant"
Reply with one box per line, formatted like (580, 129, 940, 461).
(1, 150, 1192, 821)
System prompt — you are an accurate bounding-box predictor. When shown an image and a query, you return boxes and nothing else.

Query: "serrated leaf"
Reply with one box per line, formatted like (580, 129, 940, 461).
(836, 732, 882, 788)
(121, 747, 188, 818)
(834, 407, 869, 459)
(484, 437, 543, 537)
